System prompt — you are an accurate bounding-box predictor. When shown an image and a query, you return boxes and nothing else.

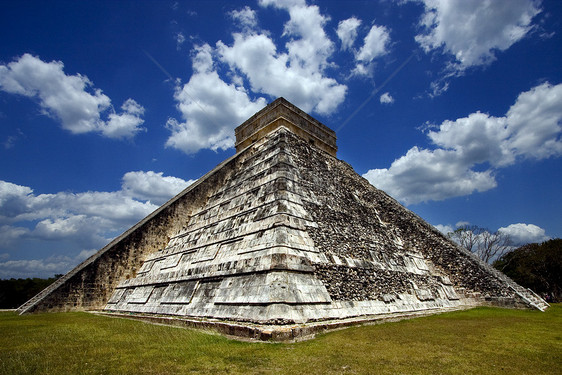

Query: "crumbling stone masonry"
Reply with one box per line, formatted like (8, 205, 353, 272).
(18, 98, 548, 340)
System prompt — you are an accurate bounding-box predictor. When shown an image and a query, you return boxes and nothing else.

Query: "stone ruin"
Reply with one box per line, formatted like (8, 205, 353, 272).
(18, 98, 548, 340)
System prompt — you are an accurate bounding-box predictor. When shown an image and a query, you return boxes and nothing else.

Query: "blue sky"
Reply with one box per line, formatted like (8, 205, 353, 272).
(1, 0, 561, 278)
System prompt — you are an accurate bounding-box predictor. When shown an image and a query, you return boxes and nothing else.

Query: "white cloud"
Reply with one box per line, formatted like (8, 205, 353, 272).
(167, 0, 351, 154)
(415, 0, 541, 69)
(380, 92, 394, 104)
(337, 17, 362, 51)
(218, 33, 346, 115)
(0, 258, 71, 279)
(166, 45, 267, 154)
(364, 147, 497, 205)
(230, 6, 258, 30)
(0, 54, 145, 139)
(0, 250, 96, 279)
(428, 82, 562, 166)
(122, 171, 195, 205)
(0, 170, 194, 278)
(356, 25, 391, 62)
(364, 82, 562, 204)
(33, 215, 105, 244)
(505, 82, 562, 160)
(0, 186, 155, 248)
(261, 0, 334, 72)
(428, 80, 449, 97)
(427, 112, 512, 167)
(283, 3, 335, 71)
(351, 24, 391, 77)
(0, 180, 33, 208)
(217, 0, 347, 115)
(0, 170, 193, 261)
(498, 223, 550, 246)
(103, 99, 145, 139)
(0, 225, 29, 247)
(34, 217, 82, 239)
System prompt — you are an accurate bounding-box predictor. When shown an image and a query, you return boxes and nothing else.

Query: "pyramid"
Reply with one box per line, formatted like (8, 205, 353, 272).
(19, 98, 548, 340)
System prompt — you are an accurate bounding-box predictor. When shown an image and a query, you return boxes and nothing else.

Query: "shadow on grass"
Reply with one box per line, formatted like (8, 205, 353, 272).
(1, 305, 560, 375)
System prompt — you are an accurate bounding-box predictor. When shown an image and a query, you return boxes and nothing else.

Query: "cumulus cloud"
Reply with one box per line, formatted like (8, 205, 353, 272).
(279, 1, 335, 71)
(229, 6, 258, 30)
(0, 171, 193, 226)
(353, 25, 391, 76)
(122, 170, 196, 205)
(415, 0, 541, 70)
(216, 0, 347, 115)
(0, 54, 145, 139)
(0, 181, 153, 241)
(380, 92, 394, 104)
(103, 99, 145, 139)
(217, 32, 345, 115)
(356, 25, 390, 63)
(0, 170, 193, 278)
(166, 1, 351, 154)
(165, 45, 267, 154)
(0, 225, 29, 247)
(498, 223, 550, 246)
(505, 82, 562, 159)
(364, 146, 497, 205)
(428, 82, 562, 165)
(0, 250, 97, 279)
(337, 17, 362, 51)
(364, 82, 562, 204)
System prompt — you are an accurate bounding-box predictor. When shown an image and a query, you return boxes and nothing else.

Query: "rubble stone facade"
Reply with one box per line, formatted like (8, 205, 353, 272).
(19, 98, 547, 340)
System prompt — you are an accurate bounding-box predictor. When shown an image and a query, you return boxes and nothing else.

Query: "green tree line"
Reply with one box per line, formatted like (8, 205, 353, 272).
(0, 276, 60, 309)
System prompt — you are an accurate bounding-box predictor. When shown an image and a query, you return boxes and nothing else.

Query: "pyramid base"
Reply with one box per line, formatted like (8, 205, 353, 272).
(98, 300, 508, 342)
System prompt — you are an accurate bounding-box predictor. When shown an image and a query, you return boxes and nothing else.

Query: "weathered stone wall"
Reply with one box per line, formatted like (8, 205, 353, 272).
(286, 132, 527, 305)
(21, 121, 547, 320)
(18, 154, 240, 314)
(314, 264, 443, 301)
(103, 129, 332, 323)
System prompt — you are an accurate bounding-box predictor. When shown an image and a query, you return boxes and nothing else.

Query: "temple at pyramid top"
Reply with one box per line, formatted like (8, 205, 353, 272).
(235, 97, 338, 157)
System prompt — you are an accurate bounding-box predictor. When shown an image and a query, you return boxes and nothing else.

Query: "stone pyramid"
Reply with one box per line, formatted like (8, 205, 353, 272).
(19, 98, 547, 340)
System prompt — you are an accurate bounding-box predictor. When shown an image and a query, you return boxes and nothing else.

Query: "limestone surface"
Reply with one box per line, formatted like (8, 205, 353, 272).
(19, 98, 548, 339)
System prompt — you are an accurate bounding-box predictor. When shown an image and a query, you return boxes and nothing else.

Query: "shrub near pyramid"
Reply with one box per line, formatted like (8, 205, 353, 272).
(18, 98, 548, 340)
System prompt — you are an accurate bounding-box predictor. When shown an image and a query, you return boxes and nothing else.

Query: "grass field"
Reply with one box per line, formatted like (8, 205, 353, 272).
(0, 305, 560, 375)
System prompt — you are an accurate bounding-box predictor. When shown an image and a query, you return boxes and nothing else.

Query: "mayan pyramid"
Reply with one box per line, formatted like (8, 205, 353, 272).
(19, 98, 548, 340)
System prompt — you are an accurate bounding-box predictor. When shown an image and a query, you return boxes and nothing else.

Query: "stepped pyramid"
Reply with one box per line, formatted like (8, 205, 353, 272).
(19, 98, 547, 340)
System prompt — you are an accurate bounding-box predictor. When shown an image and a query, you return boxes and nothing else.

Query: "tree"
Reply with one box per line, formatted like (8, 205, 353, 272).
(0, 276, 58, 309)
(477, 229, 512, 263)
(493, 239, 561, 302)
(448, 225, 512, 263)
(449, 225, 483, 254)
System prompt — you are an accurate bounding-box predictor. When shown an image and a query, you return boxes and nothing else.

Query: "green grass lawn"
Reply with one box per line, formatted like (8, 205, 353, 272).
(0, 305, 560, 375)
